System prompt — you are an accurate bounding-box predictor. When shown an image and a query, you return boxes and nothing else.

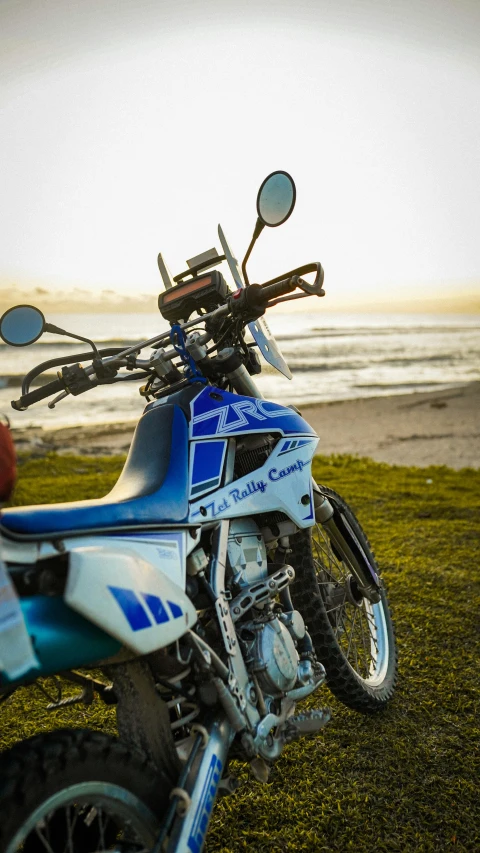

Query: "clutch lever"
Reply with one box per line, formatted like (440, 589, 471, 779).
(48, 390, 69, 409)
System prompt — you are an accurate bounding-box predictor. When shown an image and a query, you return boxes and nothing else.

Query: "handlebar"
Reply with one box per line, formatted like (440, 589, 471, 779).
(9, 263, 324, 410)
(12, 377, 66, 411)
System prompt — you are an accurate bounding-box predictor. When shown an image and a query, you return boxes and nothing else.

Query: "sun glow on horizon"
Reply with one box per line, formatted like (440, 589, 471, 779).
(1, 2, 480, 312)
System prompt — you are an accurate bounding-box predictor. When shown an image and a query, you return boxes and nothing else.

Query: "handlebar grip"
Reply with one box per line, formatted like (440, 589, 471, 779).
(12, 377, 65, 411)
(259, 277, 298, 303)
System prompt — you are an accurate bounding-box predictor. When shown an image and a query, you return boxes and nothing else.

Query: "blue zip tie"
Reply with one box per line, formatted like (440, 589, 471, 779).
(170, 324, 207, 384)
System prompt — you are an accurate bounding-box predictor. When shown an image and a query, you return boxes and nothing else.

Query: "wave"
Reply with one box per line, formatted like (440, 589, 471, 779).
(308, 325, 480, 337)
(286, 354, 462, 372)
(354, 381, 454, 390)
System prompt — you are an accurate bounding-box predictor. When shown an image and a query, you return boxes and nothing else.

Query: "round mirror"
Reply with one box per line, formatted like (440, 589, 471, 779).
(0, 304, 46, 347)
(256, 170, 296, 227)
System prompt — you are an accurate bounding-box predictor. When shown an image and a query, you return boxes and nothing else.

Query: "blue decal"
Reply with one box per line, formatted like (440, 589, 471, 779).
(109, 587, 184, 630)
(142, 592, 170, 624)
(278, 438, 315, 456)
(268, 458, 307, 481)
(167, 600, 183, 619)
(191, 440, 227, 496)
(190, 387, 317, 439)
(191, 478, 267, 519)
(188, 754, 223, 853)
(109, 586, 152, 631)
(191, 477, 219, 497)
(229, 479, 267, 503)
(156, 546, 176, 559)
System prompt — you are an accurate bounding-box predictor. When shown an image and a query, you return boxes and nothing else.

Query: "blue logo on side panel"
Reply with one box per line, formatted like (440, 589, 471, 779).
(188, 754, 223, 853)
(142, 592, 170, 624)
(108, 586, 183, 631)
(108, 586, 151, 631)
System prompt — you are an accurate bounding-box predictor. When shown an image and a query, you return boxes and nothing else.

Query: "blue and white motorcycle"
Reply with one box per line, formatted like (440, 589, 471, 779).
(0, 172, 397, 853)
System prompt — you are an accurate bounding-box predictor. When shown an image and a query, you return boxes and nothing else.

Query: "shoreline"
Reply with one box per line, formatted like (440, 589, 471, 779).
(12, 381, 480, 469)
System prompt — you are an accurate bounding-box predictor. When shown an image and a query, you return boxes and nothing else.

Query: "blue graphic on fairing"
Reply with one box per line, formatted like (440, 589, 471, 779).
(190, 440, 227, 497)
(301, 481, 315, 523)
(108, 586, 184, 632)
(277, 438, 314, 456)
(190, 387, 317, 439)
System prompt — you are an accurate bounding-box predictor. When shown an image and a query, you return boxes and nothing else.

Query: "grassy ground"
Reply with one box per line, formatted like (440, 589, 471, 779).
(2, 453, 479, 852)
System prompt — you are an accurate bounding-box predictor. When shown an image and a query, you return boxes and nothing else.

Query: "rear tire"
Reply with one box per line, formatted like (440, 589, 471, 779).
(290, 486, 398, 712)
(0, 728, 173, 853)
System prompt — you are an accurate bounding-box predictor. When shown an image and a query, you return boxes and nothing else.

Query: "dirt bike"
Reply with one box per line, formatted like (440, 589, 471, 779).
(0, 171, 397, 852)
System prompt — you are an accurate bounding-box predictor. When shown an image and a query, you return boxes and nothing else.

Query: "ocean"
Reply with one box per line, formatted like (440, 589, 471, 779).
(1, 312, 479, 430)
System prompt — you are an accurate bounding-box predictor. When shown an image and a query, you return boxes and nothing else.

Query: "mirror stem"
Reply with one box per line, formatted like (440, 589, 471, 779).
(241, 218, 264, 286)
(44, 323, 99, 356)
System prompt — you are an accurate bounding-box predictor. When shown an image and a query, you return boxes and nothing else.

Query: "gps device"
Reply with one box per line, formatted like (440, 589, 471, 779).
(158, 270, 231, 323)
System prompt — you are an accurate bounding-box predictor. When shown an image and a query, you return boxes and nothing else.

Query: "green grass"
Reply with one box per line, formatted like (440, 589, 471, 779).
(2, 453, 480, 851)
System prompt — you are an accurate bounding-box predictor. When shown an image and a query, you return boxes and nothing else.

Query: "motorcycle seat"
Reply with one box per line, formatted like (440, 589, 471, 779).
(0, 404, 189, 540)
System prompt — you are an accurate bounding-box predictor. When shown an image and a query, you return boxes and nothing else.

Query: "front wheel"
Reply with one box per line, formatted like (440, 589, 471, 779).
(290, 486, 398, 713)
(0, 729, 172, 853)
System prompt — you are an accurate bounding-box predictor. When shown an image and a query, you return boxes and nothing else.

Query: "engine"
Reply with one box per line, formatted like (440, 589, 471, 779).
(227, 517, 268, 587)
(226, 518, 307, 697)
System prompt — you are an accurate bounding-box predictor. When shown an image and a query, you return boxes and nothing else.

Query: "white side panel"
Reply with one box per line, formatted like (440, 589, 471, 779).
(65, 545, 197, 655)
(60, 531, 193, 588)
(189, 436, 318, 527)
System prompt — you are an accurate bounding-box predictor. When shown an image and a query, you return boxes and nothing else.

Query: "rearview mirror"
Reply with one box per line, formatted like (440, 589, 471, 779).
(0, 305, 46, 347)
(257, 171, 296, 227)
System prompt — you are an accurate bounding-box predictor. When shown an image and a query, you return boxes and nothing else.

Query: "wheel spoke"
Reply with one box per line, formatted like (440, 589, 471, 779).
(35, 824, 56, 853)
(97, 808, 107, 850)
(358, 607, 370, 677)
(64, 805, 74, 853)
(345, 608, 357, 663)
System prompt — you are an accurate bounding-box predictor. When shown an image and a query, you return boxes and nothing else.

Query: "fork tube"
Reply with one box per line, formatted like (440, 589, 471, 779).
(166, 715, 234, 853)
(227, 364, 264, 398)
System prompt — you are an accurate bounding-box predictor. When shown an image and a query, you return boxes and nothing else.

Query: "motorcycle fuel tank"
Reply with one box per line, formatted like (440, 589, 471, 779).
(190, 386, 317, 440)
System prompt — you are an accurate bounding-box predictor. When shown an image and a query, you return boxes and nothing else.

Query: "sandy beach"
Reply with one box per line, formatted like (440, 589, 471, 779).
(12, 381, 479, 470)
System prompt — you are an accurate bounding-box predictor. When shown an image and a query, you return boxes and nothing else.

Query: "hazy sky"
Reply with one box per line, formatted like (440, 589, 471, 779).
(1, 0, 479, 309)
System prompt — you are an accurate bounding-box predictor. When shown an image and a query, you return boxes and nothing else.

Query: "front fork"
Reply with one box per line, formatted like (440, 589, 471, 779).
(312, 483, 381, 603)
(159, 715, 234, 853)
